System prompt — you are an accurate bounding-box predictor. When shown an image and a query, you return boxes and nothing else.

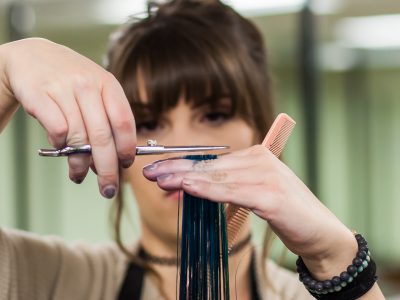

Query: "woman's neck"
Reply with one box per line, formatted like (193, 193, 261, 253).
(139, 221, 253, 300)
(140, 224, 179, 258)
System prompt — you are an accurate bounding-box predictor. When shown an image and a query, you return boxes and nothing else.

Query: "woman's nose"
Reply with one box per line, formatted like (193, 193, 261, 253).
(167, 125, 215, 146)
(167, 127, 196, 145)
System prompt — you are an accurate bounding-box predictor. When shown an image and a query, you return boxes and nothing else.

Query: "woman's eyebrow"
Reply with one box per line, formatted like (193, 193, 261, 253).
(192, 96, 233, 109)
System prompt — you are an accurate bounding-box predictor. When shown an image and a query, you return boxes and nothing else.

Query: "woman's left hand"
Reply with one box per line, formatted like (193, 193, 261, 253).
(143, 145, 358, 280)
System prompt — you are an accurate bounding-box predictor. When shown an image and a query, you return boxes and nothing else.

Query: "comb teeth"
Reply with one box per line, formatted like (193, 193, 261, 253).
(226, 113, 296, 252)
(226, 207, 250, 248)
(268, 121, 295, 158)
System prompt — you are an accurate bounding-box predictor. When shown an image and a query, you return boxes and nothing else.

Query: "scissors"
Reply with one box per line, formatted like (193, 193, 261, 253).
(38, 139, 229, 157)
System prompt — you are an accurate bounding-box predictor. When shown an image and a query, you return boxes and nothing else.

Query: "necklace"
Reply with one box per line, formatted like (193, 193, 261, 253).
(138, 233, 252, 266)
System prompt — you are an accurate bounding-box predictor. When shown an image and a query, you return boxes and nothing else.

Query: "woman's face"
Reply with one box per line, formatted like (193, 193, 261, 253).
(124, 82, 256, 246)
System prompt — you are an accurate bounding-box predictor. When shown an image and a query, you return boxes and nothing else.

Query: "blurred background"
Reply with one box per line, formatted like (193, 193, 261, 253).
(0, 0, 399, 297)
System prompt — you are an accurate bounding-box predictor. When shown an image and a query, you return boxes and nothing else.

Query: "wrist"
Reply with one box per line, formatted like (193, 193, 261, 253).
(301, 229, 358, 280)
(297, 233, 378, 299)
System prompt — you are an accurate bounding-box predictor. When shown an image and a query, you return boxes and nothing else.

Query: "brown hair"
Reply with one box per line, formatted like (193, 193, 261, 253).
(106, 0, 276, 293)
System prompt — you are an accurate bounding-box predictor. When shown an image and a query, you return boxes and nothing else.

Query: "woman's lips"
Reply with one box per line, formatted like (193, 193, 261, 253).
(165, 190, 182, 201)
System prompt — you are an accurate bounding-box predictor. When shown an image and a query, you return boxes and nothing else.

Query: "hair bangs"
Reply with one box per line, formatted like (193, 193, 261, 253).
(121, 23, 243, 118)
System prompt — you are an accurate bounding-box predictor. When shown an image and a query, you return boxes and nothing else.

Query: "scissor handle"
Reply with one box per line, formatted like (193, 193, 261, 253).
(38, 145, 92, 157)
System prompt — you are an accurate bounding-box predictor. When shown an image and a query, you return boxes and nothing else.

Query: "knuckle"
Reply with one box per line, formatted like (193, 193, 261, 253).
(193, 159, 213, 171)
(211, 171, 227, 182)
(73, 73, 96, 92)
(49, 123, 68, 141)
(41, 80, 62, 97)
(226, 182, 239, 193)
(103, 71, 117, 84)
(114, 117, 134, 133)
(67, 131, 88, 146)
(102, 72, 120, 92)
(90, 128, 112, 147)
(250, 144, 269, 155)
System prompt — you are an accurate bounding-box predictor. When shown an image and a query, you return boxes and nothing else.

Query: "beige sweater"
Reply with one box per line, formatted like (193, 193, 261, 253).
(0, 227, 312, 300)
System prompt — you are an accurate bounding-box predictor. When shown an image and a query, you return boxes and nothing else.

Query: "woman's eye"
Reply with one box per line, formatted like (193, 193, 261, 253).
(136, 120, 163, 135)
(201, 111, 232, 125)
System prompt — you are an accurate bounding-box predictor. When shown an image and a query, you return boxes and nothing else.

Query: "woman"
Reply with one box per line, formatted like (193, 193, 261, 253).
(0, 0, 385, 299)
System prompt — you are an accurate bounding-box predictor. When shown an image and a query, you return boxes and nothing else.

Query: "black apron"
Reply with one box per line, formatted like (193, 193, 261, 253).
(117, 249, 261, 300)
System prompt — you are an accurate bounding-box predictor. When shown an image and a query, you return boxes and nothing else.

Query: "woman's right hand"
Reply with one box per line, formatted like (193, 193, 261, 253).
(0, 38, 136, 198)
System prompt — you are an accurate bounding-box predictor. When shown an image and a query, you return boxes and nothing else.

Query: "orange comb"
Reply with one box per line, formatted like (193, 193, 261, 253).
(225, 113, 296, 252)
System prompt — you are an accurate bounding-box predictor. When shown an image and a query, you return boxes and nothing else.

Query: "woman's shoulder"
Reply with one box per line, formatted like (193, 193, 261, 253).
(0, 227, 131, 299)
(253, 248, 313, 300)
(1, 226, 128, 260)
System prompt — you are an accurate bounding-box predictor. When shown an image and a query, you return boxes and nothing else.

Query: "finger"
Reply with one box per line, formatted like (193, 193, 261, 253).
(143, 150, 269, 181)
(47, 88, 91, 183)
(23, 92, 68, 148)
(143, 157, 239, 181)
(102, 74, 136, 168)
(89, 156, 97, 175)
(142, 145, 266, 177)
(75, 80, 118, 198)
(180, 178, 261, 209)
(155, 168, 269, 191)
(68, 154, 90, 184)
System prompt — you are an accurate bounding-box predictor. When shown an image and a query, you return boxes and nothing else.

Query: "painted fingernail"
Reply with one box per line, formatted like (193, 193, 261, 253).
(121, 159, 134, 168)
(143, 163, 158, 171)
(157, 173, 173, 182)
(71, 177, 83, 184)
(102, 185, 116, 199)
(183, 178, 194, 186)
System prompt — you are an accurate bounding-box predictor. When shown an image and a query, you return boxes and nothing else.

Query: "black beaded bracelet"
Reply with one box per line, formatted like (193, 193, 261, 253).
(296, 233, 378, 300)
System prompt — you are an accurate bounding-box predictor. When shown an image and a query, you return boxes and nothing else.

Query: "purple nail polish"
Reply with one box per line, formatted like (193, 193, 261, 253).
(71, 177, 83, 184)
(121, 159, 134, 168)
(103, 186, 116, 199)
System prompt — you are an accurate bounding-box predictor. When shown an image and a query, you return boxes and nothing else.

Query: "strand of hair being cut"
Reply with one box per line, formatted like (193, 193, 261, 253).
(179, 154, 230, 300)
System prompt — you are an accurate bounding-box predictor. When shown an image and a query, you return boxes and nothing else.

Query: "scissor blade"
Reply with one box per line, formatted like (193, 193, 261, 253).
(136, 145, 229, 155)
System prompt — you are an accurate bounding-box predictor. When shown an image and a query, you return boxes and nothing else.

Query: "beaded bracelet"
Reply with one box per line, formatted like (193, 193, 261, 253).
(296, 233, 377, 299)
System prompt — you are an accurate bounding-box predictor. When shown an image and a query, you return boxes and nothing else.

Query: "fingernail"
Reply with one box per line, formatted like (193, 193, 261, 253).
(143, 163, 158, 171)
(183, 178, 194, 186)
(71, 177, 83, 184)
(121, 159, 134, 168)
(102, 185, 116, 199)
(157, 173, 173, 182)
